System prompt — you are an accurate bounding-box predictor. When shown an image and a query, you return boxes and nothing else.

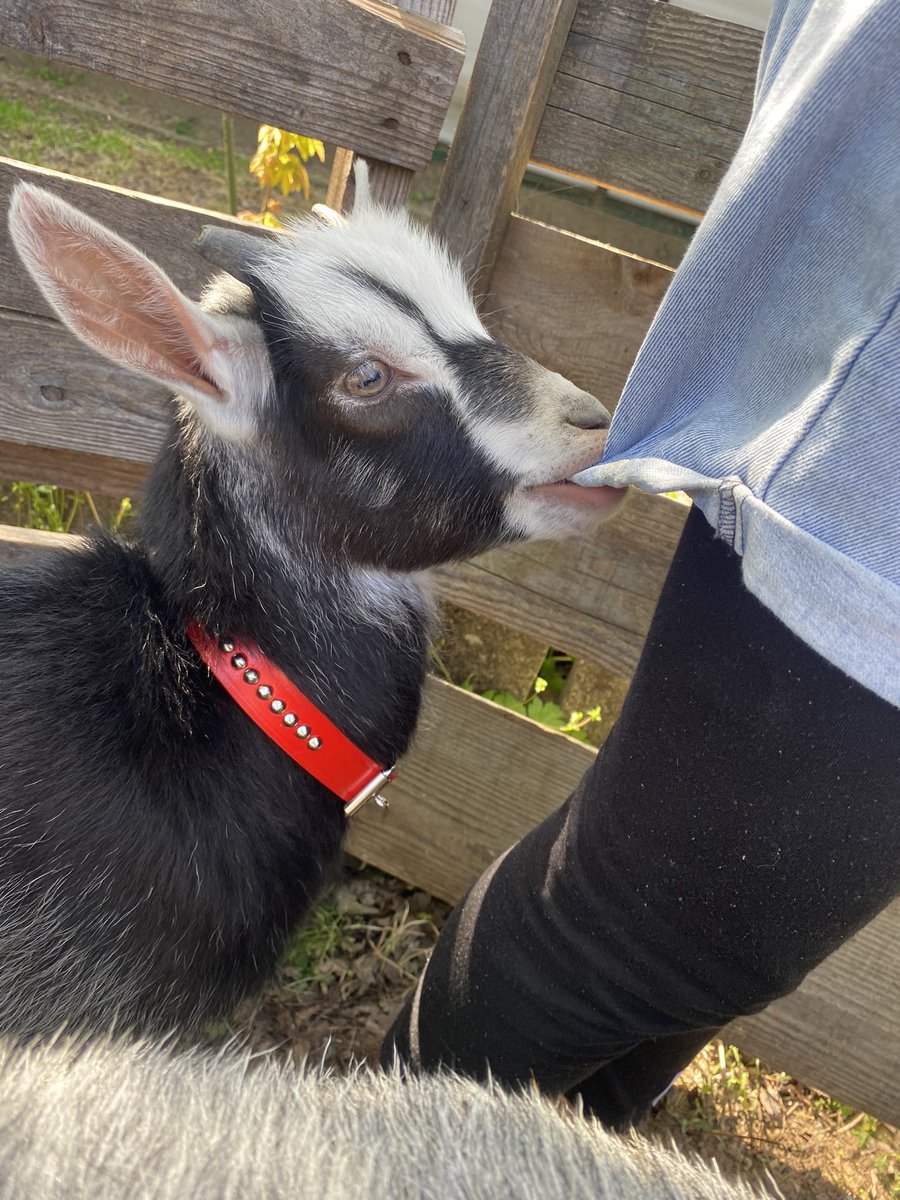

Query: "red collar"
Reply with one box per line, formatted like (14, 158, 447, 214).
(186, 623, 394, 815)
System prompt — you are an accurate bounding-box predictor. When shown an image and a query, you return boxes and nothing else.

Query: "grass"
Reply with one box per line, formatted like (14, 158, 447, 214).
(0, 94, 224, 181)
(281, 905, 357, 988)
(0, 482, 132, 535)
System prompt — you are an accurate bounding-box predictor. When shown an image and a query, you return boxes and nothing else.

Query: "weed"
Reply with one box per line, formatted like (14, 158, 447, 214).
(481, 677, 601, 742)
(171, 116, 197, 137)
(281, 906, 356, 987)
(1, 482, 133, 535)
(239, 125, 325, 226)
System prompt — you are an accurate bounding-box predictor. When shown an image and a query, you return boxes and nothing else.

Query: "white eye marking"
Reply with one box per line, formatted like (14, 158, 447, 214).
(344, 360, 393, 399)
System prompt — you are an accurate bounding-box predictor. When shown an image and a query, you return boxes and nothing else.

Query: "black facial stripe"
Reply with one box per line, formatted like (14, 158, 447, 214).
(442, 339, 533, 421)
(338, 267, 445, 347)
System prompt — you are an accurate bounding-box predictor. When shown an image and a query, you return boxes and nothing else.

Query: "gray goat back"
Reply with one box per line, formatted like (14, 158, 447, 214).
(0, 1037, 767, 1199)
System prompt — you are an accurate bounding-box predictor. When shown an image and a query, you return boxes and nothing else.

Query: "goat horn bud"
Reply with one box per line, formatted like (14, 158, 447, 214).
(194, 226, 265, 285)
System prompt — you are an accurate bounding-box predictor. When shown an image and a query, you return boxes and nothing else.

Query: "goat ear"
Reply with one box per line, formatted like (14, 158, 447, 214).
(8, 184, 270, 437)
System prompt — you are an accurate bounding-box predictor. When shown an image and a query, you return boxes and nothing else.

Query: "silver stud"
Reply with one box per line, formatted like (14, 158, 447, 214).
(296, 724, 310, 739)
(243, 669, 259, 685)
(231, 654, 247, 670)
(308, 736, 322, 751)
(270, 699, 285, 714)
(219, 639, 235, 653)
(257, 684, 273, 700)
(282, 713, 297, 727)
(375, 794, 390, 810)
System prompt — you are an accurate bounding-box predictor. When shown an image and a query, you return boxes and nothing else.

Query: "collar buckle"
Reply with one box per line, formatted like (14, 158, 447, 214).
(345, 768, 396, 817)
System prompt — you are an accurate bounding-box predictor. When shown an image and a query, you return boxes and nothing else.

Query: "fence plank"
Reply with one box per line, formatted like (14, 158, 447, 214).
(0, 308, 167, 487)
(0, 0, 463, 172)
(433, 488, 688, 677)
(0, 523, 898, 1125)
(325, 0, 460, 213)
(429, 0, 581, 282)
(531, 0, 762, 212)
(487, 214, 673, 413)
(726, 901, 900, 1128)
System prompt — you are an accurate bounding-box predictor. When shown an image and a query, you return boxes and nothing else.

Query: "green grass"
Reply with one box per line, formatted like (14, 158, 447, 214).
(0, 481, 132, 535)
(27, 62, 84, 87)
(281, 906, 356, 987)
(0, 94, 224, 177)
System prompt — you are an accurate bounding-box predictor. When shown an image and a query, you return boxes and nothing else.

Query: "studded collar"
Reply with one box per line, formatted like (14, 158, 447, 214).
(186, 623, 394, 815)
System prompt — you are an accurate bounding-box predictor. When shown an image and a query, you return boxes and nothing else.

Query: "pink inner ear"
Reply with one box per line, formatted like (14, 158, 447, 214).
(21, 193, 221, 400)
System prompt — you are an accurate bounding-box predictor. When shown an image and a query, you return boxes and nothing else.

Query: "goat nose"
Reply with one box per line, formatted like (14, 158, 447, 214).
(566, 391, 611, 431)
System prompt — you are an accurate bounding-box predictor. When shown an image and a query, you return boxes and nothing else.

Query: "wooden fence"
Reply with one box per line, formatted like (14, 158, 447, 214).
(0, 0, 897, 1128)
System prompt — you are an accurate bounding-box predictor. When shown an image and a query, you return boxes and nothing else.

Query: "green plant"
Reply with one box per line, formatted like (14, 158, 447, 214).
(481, 676, 601, 742)
(240, 125, 326, 227)
(2, 482, 133, 535)
(171, 116, 198, 138)
(281, 905, 355, 987)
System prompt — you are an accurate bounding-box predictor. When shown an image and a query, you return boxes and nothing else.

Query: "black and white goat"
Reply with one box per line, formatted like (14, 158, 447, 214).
(2, 166, 622, 1035)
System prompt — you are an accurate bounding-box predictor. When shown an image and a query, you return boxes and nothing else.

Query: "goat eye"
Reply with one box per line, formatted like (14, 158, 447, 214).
(344, 361, 393, 399)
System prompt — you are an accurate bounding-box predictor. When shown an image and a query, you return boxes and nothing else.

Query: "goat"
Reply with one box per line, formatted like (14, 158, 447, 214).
(2, 165, 623, 1036)
(0, 1036, 762, 1199)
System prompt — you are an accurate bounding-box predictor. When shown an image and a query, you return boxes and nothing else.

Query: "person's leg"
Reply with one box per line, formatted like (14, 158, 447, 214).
(382, 507, 900, 1123)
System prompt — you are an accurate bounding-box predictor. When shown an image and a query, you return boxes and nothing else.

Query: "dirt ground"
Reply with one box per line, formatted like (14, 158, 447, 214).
(2, 47, 898, 1200)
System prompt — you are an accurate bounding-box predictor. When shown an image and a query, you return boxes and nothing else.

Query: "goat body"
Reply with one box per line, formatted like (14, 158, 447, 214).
(2, 168, 622, 1034)
(0, 1037, 762, 1200)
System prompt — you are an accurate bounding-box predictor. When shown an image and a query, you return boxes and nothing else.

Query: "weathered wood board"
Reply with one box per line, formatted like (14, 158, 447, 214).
(430, 0, 581, 280)
(325, 0, 459, 213)
(488, 214, 673, 414)
(1, 522, 899, 1127)
(0, 0, 465, 171)
(532, 0, 762, 211)
(433, 488, 688, 678)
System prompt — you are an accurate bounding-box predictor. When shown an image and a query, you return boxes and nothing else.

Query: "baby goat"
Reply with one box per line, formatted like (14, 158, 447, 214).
(2, 166, 622, 1035)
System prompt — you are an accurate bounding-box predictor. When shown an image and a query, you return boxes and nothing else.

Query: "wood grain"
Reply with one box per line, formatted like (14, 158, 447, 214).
(1, 520, 899, 1125)
(0, 439, 150, 496)
(0, 0, 464, 172)
(532, 0, 762, 211)
(324, 0, 460, 213)
(433, 488, 688, 677)
(0, 309, 170, 476)
(429, 0, 581, 283)
(487, 214, 673, 413)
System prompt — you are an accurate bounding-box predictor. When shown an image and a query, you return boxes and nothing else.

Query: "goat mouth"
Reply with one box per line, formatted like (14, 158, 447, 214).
(523, 480, 624, 512)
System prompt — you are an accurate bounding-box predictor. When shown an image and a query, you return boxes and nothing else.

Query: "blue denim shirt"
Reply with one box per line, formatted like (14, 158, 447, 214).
(574, 0, 900, 708)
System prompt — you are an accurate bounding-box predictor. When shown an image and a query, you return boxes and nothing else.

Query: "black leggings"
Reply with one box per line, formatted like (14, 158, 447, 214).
(382, 507, 900, 1126)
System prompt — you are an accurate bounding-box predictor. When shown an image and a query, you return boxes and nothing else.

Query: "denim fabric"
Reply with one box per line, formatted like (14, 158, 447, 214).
(573, 0, 900, 708)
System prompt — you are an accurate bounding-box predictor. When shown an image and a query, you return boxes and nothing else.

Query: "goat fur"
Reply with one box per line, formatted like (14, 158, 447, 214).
(0, 1036, 765, 1200)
